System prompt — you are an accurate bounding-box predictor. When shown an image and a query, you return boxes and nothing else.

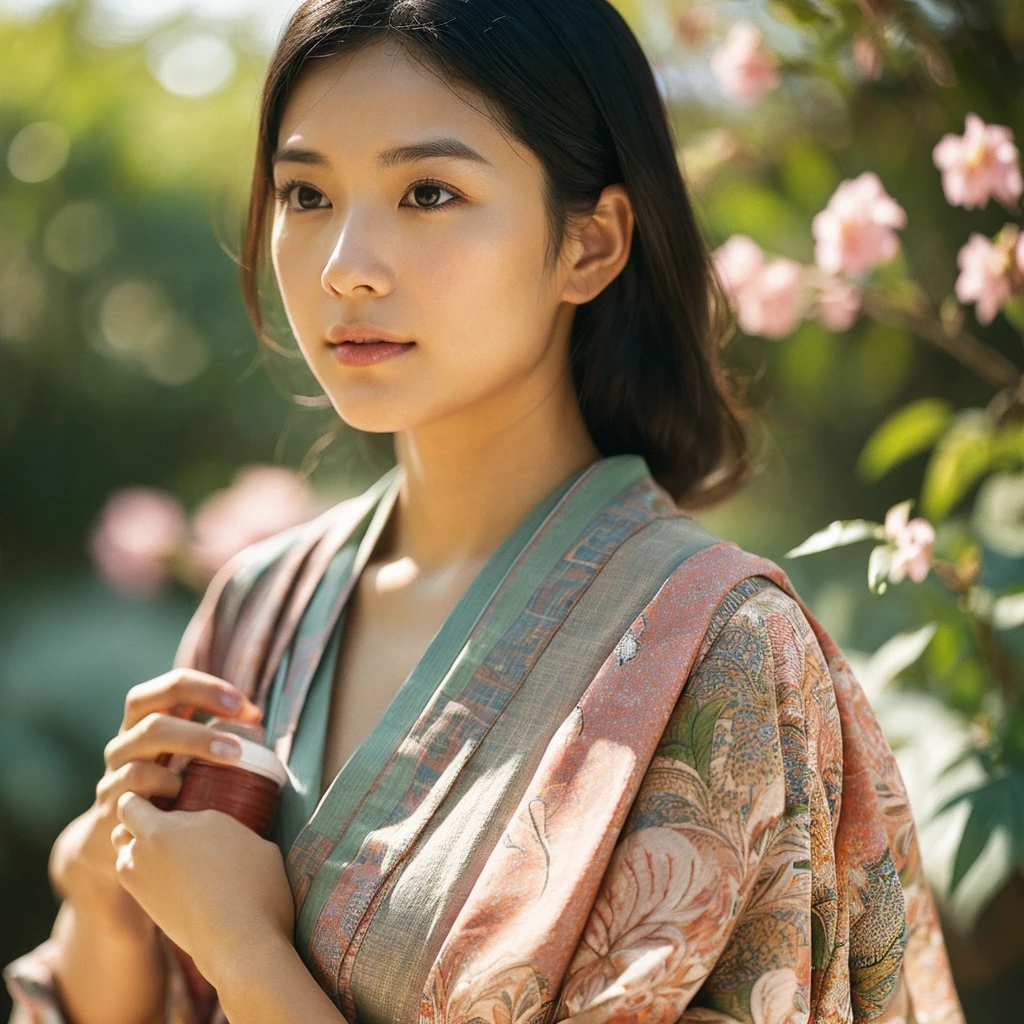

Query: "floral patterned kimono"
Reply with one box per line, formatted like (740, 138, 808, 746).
(5, 454, 965, 1024)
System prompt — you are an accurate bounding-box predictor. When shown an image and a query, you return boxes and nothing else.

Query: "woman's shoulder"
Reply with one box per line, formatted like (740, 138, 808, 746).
(211, 488, 377, 610)
(689, 574, 816, 686)
(174, 489, 377, 673)
(639, 524, 818, 670)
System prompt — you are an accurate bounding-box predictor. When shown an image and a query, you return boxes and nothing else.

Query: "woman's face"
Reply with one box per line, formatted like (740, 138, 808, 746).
(270, 38, 580, 435)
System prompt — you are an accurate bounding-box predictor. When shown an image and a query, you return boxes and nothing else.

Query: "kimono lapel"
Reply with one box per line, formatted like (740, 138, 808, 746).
(265, 466, 403, 765)
(286, 456, 689, 1003)
(173, 468, 400, 710)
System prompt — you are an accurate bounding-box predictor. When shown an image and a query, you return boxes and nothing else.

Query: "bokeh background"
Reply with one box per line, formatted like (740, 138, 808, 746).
(2, 0, 1023, 1019)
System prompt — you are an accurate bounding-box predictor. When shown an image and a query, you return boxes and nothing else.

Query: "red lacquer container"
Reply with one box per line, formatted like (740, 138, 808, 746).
(165, 720, 289, 1012)
(172, 720, 288, 836)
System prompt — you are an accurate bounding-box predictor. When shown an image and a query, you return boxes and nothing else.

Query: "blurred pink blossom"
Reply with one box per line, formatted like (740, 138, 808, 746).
(675, 5, 715, 49)
(735, 258, 804, 339)
(1016, 230, 1024, 277)
(190, 466, 318, 580)
(710, 22, 781, 105)
(812, 172, 907, 276)
(883, 503, 935, 584)
(713, 234, 765, 300)
(932, 113, 1023, 210)
(954, 232, 1014, 324)
(713, 236, 804, 338)
(88, 487, 187, 597)
(852, 36, 883, 80)
(816, 277, 862, 331)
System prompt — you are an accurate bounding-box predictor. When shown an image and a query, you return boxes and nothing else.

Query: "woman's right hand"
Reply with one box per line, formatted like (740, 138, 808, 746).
(49, 668, 264, 921)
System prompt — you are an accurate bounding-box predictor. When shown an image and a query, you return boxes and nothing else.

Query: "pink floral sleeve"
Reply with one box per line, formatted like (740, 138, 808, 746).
(4, 931, 197, 1024)
(555, 578, 961, 1024)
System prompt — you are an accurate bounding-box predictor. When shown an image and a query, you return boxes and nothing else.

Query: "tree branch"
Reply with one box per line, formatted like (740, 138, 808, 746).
(861, 288, 1022, 391)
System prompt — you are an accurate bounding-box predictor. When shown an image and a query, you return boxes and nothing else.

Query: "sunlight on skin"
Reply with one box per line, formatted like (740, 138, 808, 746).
(268, 36, 634, 574)
(374, 555, 420, 593)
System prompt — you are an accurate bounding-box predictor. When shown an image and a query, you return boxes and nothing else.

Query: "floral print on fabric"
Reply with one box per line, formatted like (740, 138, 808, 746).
(4, 498, 965, 1024)
(554, 583, 959, 1024)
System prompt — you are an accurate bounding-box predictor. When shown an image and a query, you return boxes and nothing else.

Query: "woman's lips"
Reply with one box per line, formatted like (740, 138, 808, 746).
(329, 340, 415, 367)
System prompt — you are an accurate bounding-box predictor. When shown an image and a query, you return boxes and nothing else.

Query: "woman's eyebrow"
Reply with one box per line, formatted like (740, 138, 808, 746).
(378, 137, 493, 169)
(271, 137, 492, 169)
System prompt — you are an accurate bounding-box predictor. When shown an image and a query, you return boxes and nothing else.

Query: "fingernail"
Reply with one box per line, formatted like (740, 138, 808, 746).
(218, 690, 243, 711)
(209, 737, 241, 757)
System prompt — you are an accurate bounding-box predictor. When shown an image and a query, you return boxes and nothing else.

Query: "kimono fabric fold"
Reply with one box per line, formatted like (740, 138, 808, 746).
(4, 455, 966, 1024)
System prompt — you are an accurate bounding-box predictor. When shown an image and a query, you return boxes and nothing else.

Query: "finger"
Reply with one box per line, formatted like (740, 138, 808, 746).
(122, 669, 262, 731)
(110, 822, 133, 851)
(104, 715, 244, 772)
(116, 791, 161, 836)
(96, 761, 183, 806)
(113, 833, 136, 878)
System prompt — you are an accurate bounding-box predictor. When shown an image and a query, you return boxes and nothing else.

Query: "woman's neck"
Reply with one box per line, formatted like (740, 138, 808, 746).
(385, 378, 601, 575)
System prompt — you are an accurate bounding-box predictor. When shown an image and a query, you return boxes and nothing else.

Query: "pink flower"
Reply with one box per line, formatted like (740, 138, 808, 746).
(816, 276, 862, 331)
(736, 258, 804, 339)
(883, 503, 935, 584)
(812, 172, 907, 277)
(713, 234, 765, 301)
(190, 465, 318, 579)
(932, 113, 1023, 210)
(955, 232, 1014, 325)
(713, 237, 804, 339)
(710, 23, 781, 105)
(852, 36, 883, 80)
(675, 5, 715, 49)
(1016, 230, 1024, 277)
(87, 487, 187, 597)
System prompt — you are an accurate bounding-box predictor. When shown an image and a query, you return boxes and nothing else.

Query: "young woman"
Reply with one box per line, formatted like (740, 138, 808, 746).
(5, 2, 965, 1023)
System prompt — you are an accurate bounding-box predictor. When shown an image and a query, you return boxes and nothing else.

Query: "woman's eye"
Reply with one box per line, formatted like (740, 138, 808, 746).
(273, 181, 328, 210)
(273, 179, 462, 213)
(402, 180, 461, 212)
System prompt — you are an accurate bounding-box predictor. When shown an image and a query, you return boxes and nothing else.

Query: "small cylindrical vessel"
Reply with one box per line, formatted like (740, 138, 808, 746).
(166, 718, 288, 1010)
(172, 720, 288, 837)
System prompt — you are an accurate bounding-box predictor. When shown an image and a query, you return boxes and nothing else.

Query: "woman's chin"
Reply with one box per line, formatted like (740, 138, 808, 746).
(330, 403, 414, 435)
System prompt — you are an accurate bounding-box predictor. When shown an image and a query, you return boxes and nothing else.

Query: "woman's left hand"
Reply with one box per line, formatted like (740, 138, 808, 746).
(111, 792, 295, 988)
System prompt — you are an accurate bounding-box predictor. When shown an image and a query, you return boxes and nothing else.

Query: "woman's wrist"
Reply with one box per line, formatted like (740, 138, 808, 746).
(60, 868, 157, 939)
(209, 928, 344, 1024)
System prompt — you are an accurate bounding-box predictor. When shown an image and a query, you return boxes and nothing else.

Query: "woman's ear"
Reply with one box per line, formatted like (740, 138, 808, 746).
(560, 183, 635, 305)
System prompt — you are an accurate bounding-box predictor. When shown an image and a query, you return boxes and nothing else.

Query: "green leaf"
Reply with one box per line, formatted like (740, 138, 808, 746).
(921, 410, 994, 521)
(768, 0, 836, 25)
(659, 696, 728, 787)
(868, 544, 894, 594)
(1002, 296, 1024, 334)
(972, 472, 1024, 555)
(857, 398, 954, 482)
(936, 774, 1024, 893)
(692, 699, 728, 785)
(867, 622, 938, 687)
(990, 425, 1024, 468)
(810, 909, 830, 970)
(662, 694, 697, 748)
(785, 519, 884, 558)
(992, 591, 1024, 630)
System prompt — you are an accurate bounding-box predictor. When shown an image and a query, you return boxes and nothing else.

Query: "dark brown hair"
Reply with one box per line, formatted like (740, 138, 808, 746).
(240, 0, 755, 508)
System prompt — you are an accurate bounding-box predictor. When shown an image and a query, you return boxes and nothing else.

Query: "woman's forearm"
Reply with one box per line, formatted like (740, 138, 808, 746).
(49, 890, 166, 1024)
(210, 930, 347, 1024)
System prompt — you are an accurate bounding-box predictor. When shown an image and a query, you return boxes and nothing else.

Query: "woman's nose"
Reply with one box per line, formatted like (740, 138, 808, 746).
(320, 213, 393, 298)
